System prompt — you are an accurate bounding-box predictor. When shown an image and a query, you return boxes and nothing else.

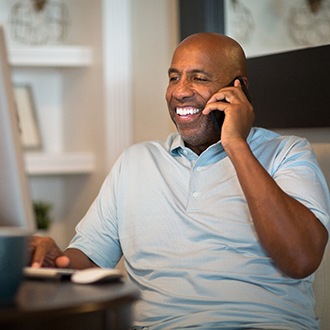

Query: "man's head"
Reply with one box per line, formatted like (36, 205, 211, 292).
(166, 32, 247, 154)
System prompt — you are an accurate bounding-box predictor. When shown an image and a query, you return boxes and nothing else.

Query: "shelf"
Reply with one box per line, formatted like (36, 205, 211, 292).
(9, 45, 93, 67)
(24, 152, 96, 176)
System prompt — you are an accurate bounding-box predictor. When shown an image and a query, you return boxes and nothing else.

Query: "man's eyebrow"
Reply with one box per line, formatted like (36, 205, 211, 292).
(168, 68, 212, 77)
(168, 68, 179, 75)
(190, 69, 212, 77)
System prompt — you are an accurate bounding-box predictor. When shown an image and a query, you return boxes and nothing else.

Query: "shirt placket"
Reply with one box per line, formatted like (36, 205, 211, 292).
(186, 163, 205, 212)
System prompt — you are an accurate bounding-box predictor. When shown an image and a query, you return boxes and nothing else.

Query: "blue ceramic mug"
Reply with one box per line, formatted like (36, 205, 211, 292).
(0, 229, 27, 305)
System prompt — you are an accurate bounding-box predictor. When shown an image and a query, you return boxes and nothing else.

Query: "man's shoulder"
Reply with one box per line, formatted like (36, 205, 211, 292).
(119, 135, 175, 162)
(249, 127, 279, 141)
(250, 127, 308, 145)
(124, 133, 178, 155)
(248, 127, 314, 159)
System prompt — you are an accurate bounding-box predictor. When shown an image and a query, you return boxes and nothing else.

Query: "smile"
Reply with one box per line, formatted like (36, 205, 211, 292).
(176, 107, 202, 116)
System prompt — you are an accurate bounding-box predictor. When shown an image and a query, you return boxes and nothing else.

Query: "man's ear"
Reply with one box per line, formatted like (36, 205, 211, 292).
(241, 76, 249, 89)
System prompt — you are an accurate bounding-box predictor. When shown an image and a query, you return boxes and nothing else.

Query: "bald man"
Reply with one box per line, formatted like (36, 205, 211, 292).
(30, 33, 329, 329)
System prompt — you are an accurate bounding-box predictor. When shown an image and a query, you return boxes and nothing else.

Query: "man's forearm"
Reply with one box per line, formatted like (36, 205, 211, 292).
(226, 140, 328, 278)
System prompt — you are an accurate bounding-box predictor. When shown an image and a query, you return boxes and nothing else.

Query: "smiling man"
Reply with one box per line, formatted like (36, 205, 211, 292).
(29, 33, 330, 329)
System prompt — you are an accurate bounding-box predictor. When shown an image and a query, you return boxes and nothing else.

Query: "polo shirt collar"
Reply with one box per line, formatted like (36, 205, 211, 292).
(169, 133, 226, 166)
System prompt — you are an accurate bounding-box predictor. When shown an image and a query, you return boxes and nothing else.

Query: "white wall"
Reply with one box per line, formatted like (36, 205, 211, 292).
(131, 0, 178, 143)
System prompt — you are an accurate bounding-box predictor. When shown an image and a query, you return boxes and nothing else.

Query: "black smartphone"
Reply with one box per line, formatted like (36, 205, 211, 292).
(210, 76, 251, 135)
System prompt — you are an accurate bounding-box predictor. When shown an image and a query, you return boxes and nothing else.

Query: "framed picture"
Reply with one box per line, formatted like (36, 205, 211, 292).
(14, 85, 42, 150)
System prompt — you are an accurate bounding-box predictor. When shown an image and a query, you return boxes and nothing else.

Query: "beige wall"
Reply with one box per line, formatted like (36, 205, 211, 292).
(132, 0, 179, 143)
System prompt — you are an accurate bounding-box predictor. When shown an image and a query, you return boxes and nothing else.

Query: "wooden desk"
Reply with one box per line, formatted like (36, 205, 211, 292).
(0, 279, 140, 330)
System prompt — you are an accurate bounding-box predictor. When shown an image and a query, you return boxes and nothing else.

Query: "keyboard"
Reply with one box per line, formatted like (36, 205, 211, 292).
(24, 267, 76, 280)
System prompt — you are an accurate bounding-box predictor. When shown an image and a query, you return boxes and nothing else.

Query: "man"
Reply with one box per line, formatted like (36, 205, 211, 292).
(30, 33, 330, 329)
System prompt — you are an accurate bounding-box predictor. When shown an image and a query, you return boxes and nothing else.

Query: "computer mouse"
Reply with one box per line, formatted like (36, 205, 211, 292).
(71, 268, 123, 284)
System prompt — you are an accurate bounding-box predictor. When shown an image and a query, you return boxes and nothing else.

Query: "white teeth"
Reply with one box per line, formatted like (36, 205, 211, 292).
(176, 107, 201, 116)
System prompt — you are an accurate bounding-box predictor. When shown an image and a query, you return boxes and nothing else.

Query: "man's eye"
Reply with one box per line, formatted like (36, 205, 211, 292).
(194, 76, 208, 82)
(169, 76, 179, 82)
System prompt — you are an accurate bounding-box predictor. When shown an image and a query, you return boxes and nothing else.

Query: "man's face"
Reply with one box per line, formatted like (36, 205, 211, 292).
(165, 43, 231, 154)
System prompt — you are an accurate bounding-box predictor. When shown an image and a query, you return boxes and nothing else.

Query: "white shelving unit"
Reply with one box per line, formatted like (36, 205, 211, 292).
(9, 46, 93, 67)
(25, 152, 95, 176)
(9, 46, 96, 176)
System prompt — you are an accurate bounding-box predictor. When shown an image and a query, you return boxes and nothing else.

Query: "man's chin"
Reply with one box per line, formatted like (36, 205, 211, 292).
(179, 131, 205, 147)
(178, 126, 220, 149)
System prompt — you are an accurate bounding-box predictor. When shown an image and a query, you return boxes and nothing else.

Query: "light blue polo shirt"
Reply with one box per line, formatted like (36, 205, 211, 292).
(69, 127, 330, 329)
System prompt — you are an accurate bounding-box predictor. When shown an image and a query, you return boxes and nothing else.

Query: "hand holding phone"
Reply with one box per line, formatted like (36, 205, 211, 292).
(209, 76, 251, 135)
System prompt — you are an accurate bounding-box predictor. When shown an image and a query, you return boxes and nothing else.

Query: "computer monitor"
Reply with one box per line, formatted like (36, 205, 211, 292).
(0, 24, 36, 304)
(0, 24, 35, 234)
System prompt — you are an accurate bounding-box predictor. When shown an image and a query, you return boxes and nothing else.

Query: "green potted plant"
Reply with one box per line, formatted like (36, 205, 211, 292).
(33, 200, 53, 231)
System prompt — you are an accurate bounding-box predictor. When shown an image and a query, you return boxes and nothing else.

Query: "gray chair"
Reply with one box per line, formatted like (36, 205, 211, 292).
(314, 243, 330, 330)
(312, 142, 330, 330)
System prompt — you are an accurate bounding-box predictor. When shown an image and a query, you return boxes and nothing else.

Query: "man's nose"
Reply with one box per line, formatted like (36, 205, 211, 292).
(173, 80, 194, 100)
